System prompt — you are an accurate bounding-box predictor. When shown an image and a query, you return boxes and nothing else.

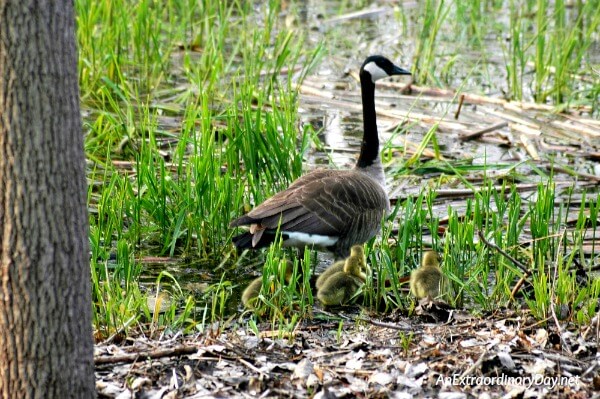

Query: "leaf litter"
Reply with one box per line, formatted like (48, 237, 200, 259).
(95, 306, 598, 398)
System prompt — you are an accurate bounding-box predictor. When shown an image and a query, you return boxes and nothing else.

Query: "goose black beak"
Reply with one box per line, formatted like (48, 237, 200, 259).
(392, 66, 411, 76)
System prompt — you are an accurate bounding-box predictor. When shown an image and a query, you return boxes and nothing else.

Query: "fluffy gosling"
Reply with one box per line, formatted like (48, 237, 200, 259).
(316, 260, 345, 290)
(317, 245, 367, 306)
(242, 260, 293, 309)
(409, 251, 443, 299)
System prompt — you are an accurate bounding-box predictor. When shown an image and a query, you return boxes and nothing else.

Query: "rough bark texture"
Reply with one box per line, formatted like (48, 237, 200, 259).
(0, 1, 95, 398)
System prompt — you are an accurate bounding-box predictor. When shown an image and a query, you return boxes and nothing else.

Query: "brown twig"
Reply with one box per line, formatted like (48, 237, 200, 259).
(358, 317, 417, 332)
(238, 357, 270, 378)
(510, 276, 528, 300)
(477, 230, 532, 300)
(542, 162, 600, 182)
(477, 231, 529, 274)
(94, 345, 198, 365)
(323, 7, 390, 24)
(455, 94, 465, 119)
(459, 121, 509, 142)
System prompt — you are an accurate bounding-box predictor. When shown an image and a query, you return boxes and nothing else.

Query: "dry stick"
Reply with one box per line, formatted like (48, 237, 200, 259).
(94, 345, 198, 365)
(459, 349, 488, 380)
(385, 81, 597, 129)
(237, 357, 270, 378)
(523, 317, 552, 330)
(391, 82, 554, 111)
(427, 181, 578, 202)
(477, 231, 529, 274)
(554, 117, 600, 135)
(301, 84, 474, 132)
(539, 140, 600, 164)
(476, 231, 531, 301)
(520, 135, 541, 160)
(459, 121, 509, 142)
(313, 308, 354, 321)
(323, 6, 390, 24)
(358, 317, 417, 332)
(486, 107, 540, 129)
(510, 277, 528, 301)
(544, 163, 600, 183)
(454, 94, 465, 119)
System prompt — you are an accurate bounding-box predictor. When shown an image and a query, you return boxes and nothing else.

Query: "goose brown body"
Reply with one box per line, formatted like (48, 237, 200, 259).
(231, 169, 389, 258)
(230, 56, 411, 258)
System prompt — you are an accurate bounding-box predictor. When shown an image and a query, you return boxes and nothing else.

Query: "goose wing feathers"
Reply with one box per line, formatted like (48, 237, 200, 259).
(230, 170, 388, 237)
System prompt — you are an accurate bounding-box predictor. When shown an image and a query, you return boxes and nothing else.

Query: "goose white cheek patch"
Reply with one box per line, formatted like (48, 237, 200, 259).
(363, 62, 389, 82)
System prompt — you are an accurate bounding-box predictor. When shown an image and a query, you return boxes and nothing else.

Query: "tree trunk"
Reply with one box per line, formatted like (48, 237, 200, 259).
(0, 1, 95, 398)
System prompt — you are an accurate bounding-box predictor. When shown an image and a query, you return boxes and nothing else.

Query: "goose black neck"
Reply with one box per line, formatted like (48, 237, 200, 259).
(356, 76, 378, 169)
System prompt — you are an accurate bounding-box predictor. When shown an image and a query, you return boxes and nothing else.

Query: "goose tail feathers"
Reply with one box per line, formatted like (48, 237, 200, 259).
(232, 231, 277, 251)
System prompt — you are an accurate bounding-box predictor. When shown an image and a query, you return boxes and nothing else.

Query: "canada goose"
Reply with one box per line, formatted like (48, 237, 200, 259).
(242, 260, 294, 309)
(230, 56, 411, 258)
(316, 245, 366, 290)
(410, 251, 444, 299)
(317, 245, 367, 306)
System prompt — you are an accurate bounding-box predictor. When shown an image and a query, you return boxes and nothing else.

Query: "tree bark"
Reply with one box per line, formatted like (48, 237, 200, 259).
(0, 1, 95, 398)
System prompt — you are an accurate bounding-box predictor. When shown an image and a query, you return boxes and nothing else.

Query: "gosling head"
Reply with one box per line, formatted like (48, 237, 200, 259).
(421, 251, 441, 269)
(344, 245, 367, 280)
(349, 244, 365, 259)
(360, 55, 411, 84)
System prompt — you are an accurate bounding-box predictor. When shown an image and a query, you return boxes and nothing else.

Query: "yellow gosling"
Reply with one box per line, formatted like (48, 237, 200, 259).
(317, 245, 367, 306)
(316, 260, 345, 290)
(409, 251, 443, 299)
(242, 260, 293, 309)
(317, 245, 367, 289)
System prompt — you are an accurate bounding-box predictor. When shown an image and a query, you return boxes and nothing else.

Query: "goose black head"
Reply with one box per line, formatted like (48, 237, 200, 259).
(360, 55, 411, 84)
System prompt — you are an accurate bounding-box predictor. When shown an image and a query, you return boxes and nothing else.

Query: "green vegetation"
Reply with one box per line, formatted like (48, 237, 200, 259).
(411, 0, 600, 109)
(80, 0, 321, 338)
(241, 242, 313, 337)
(80, 0, 600, 338)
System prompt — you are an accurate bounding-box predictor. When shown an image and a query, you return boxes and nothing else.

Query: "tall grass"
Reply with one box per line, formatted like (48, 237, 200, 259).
(243, 238, 313, 336)
(374, 156, 599, 323)
(408, 0, 600, 110)
(412, 0, 450, 84)
(79, 0, 321, 335)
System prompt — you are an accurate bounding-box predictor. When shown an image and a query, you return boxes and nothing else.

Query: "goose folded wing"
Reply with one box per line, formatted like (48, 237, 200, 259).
(236, 173, 386, 237)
